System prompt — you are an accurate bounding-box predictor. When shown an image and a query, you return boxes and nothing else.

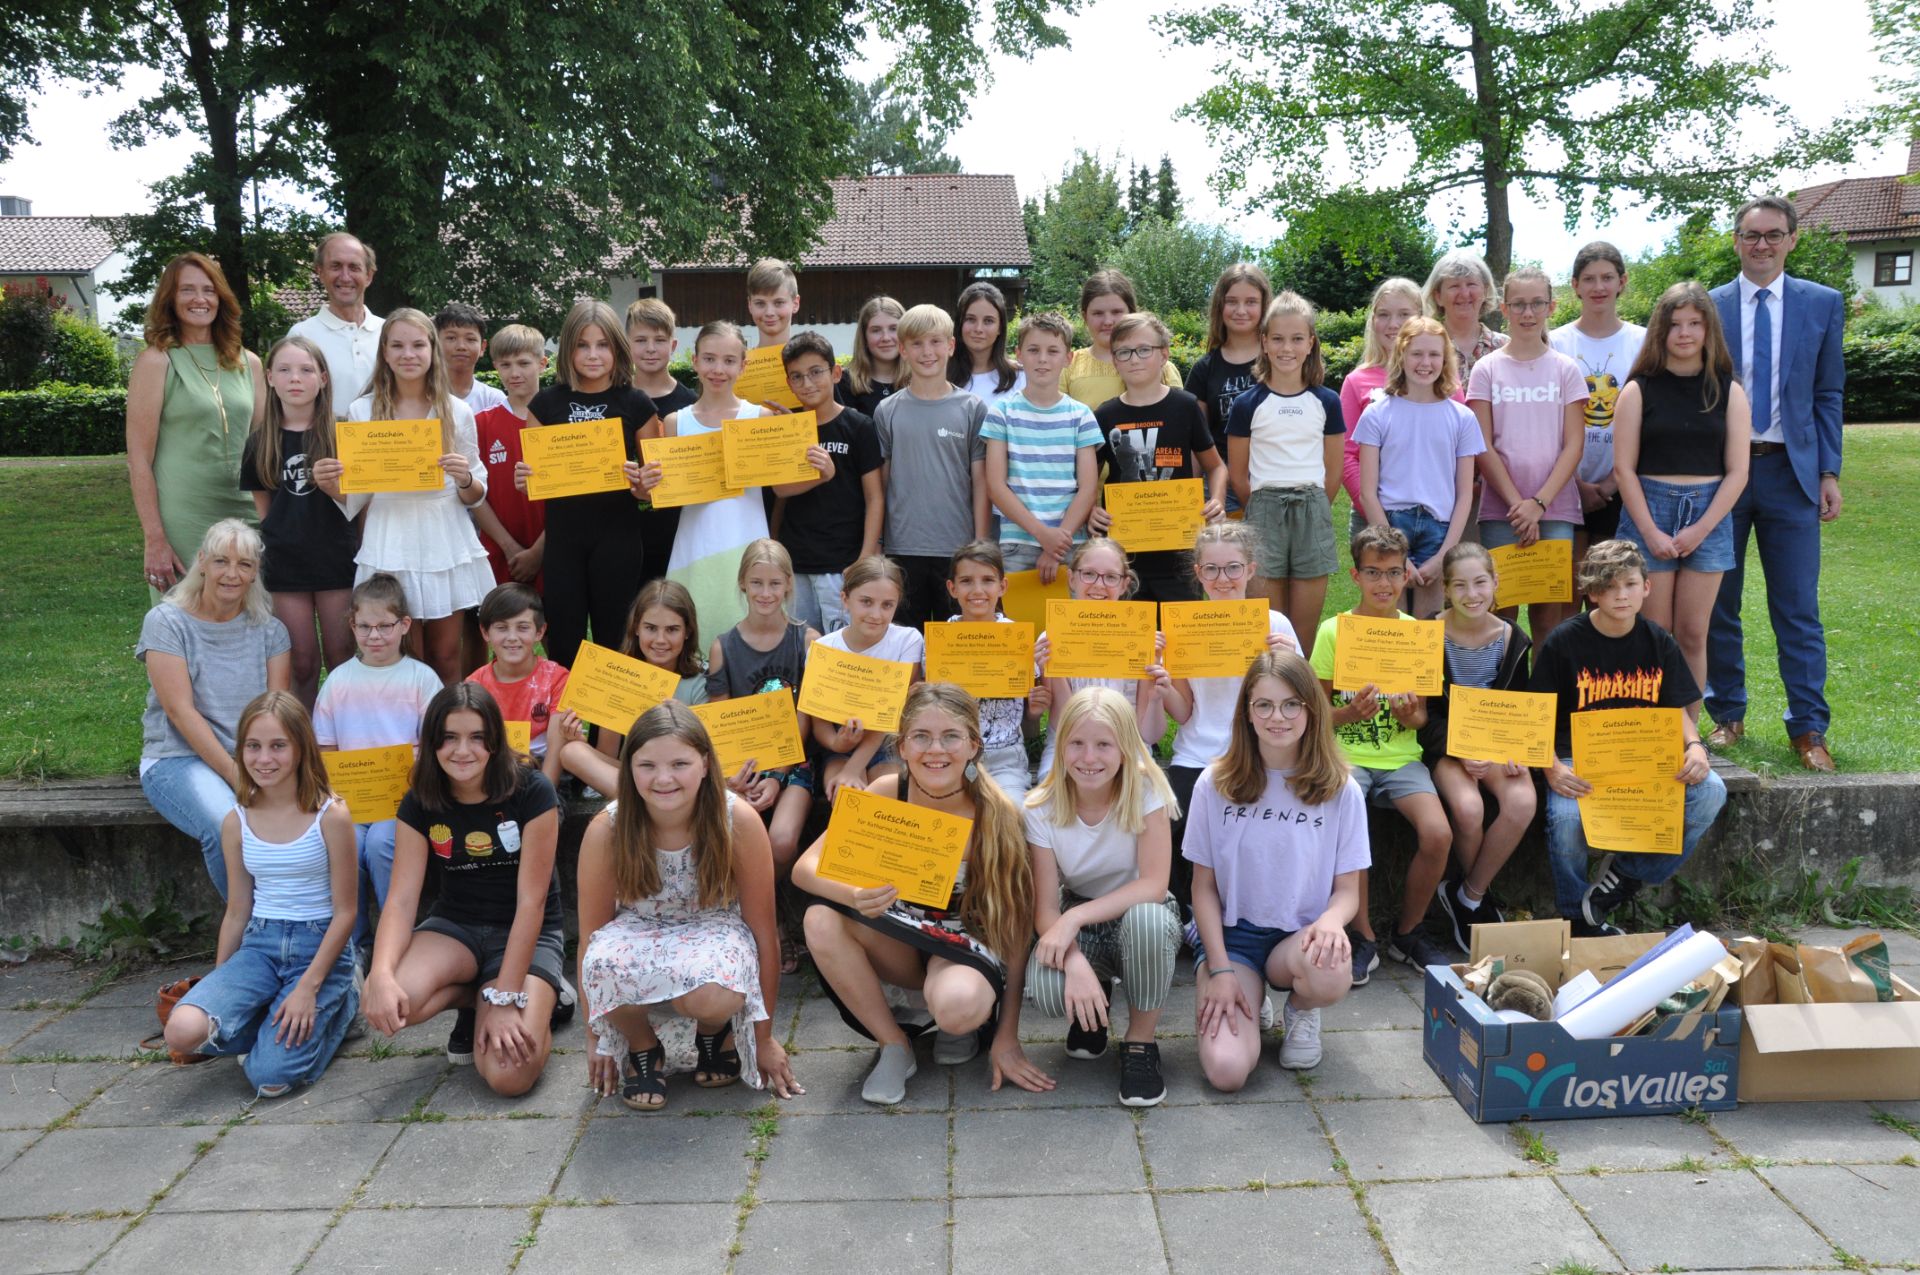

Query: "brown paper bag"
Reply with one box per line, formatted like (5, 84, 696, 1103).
(1799, 942, 1879, 1003)
(1771, 943, 1811, 1004)
(1733, 936, 1777, 1006)
(1845, 934, 1895, 1003)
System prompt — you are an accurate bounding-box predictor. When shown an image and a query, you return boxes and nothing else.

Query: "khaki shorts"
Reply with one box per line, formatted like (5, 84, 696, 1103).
(1247, 485, 1338, 579)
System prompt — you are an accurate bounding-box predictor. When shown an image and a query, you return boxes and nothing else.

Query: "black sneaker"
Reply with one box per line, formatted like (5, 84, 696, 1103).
(1349, 930, 1380, 987)
(1438, 884, 1502, 953)
(1117, 1041, 1166, 1107)
(550, 973, 578, 1030)
(1066, 1018, 1109, 1060)
(1386, 927, 1450, 972)
(447, 1006, 475, 1066)
(1582, 855, 1644, 931)
(1569, 916, 1625, 939)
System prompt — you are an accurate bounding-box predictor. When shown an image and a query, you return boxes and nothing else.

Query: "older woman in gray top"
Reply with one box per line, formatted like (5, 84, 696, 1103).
(137, 518, 291, 896)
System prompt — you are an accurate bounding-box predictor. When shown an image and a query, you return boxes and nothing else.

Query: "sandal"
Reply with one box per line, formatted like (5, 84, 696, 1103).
(620, 1044, 667, 1112)
(693, 1023, 742, 1088)
(778, 930, 800, 977)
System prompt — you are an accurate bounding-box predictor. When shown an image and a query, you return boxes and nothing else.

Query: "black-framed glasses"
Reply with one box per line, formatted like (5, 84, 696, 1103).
(1112, 344, 1168, 363)
(1736, 230, 1790, 245)
(352, 620, 402, 637)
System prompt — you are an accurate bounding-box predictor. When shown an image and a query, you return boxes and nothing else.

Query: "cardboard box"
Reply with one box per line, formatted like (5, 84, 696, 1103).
(1737, 971, 1920, 1102)
(1423, 920, 1740, 1122)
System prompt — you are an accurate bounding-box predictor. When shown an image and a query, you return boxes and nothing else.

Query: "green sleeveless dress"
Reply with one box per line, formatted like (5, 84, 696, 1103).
(152, 345, 257, 568)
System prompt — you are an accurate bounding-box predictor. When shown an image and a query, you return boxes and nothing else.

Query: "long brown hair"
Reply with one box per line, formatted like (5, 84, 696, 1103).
(898, 683, 1032, 965)
(1204, 262, 1273, 352)
(232, 691, 332, 812)
(848, 295, 904, 395)
(409, 683, 524, 811)
(554, 299, 635, 390)
(145, 252, 245, 370)
(1629, 281, 1735, 413)
(1212, 652, 1348, 807)
(1254, 291, 1325, 388)
(621, 579, 703, 679)
(369, 308, 458, 452)
(609, 701, 737, 908)
(252, 335, 337, 488)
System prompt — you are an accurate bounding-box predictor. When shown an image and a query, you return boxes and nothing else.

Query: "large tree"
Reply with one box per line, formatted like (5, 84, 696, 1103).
(1024, 151, 1126, 309)
(845, 76, 962, 175)
(1869, 0, 1920, 142)
(1165, 0, 1865, 279)
(1265, 190, 1437, 314)
(0, 4, 120, 164)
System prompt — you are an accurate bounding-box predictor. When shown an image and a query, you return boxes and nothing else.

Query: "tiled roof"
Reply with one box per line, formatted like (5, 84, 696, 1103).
(0, 216, 119, 274)
(658, 174, 1031, 271)
(1793, 141, 1920, 244)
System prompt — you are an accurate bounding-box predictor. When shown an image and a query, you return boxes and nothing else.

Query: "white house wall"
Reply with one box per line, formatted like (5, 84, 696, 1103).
(1853, 241, 1920, 305)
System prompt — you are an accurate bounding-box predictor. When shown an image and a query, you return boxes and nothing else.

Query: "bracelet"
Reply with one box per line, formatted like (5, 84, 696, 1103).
(1528, 495, 1546, 510)
(459, 474, 474, 491)
(481, 986, 528, 1009)
(1207, 966, 1237, 979)
(1684, 740, 1707, 753)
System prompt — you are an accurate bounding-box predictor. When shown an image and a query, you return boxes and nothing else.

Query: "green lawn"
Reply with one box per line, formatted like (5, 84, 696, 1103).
(3, 429, 1917, 778)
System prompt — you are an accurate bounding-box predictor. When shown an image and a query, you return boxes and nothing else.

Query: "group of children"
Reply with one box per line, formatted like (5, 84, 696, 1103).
(164, 246, 1737, 1112)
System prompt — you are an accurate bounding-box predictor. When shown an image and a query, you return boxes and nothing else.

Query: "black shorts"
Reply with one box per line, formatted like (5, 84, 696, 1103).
(417, 914, 568, 992)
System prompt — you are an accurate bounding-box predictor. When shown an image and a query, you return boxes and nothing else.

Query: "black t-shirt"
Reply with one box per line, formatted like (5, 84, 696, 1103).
(1529, 613, 1700, 758)
(526, 384, 662, 541)
(397, 769, 563, 930)
(1095, 388, 1218, 579)
(836, 379, 895, 418)
(646, 380, 698, 417)
(240, 428, 360, 591)
(779, 407, 883, 573)
(1185, 352, 1259, 429)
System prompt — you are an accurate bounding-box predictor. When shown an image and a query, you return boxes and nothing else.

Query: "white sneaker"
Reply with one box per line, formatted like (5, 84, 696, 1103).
(1259, 993, 1275, 1032)
(1278, 1001, 1322, 1070)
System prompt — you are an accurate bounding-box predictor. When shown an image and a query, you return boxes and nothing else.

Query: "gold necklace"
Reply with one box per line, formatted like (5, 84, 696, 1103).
(184, 347, 230, 438)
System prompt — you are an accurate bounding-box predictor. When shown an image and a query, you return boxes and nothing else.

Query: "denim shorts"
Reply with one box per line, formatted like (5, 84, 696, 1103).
(1220, 920, 1296, 972)
(1618, 477, 1735, 574)
(416, 913, 568, 992)
(1385, 506, 1447, 564)
(1478, 517, 1576, 549)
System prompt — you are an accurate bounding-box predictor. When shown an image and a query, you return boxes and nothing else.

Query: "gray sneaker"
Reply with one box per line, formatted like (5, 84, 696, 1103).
(1278, 1001, 1322, 1070)
(932, 1029, 979, 1065)
(862, 1043, 918, 1105)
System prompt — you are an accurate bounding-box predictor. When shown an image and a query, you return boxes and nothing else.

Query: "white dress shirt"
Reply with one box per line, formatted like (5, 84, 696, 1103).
(289, 307, 385, 413)
(1736, 273, 1785, 444)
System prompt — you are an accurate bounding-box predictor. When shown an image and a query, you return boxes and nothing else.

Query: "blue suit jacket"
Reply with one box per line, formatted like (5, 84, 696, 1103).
(1710, 275, 1846, 504)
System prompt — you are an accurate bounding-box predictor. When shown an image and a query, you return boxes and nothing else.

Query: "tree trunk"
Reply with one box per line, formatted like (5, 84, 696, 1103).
(180, 13, 255, 343)
(1464, 3, 1513, 280)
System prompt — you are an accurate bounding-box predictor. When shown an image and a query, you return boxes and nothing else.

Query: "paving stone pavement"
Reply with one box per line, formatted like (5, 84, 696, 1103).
(0, 945, 1913, 1274)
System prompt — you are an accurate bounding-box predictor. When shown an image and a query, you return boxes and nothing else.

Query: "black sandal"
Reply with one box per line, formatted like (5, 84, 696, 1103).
(621, 1044, 667, 1112)
(694, 1024, 742, 1088)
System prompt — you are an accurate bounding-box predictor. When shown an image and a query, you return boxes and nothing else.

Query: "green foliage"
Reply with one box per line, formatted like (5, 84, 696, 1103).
(46, 312, 123, 388)
(0, 4, 121, 164)
(1109, 216, 1245, 314)
(1265, 191, 1438, 314)
(1599, 217, 1858, 325)
(1165, 0, 1870, 278)
(1838, 334, 1920, 423)
(1850, 297, 1920, 338)
(0, 385, 126, 456)
(844, 77, 961, 176)
(1654, 855, 1919, 940)
(0, 283, 62, 391)
(1024, 152, 1127, 309)
(1324, 335, 1363, 391)
(76, 886, 208, 963)
(1869, 0, 1920, 141)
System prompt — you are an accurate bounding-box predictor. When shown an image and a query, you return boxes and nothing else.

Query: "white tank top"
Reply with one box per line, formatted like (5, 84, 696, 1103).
(237, 798, 337, 921)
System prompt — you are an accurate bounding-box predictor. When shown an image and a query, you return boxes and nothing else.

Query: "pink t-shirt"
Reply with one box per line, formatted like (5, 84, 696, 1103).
(1338, 365, 1388, 511)
(1465, 348, 1588, 524)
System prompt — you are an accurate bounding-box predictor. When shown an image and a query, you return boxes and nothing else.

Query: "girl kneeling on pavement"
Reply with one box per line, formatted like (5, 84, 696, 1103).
(165, 691, 358, 1097)
(1187, 652, 1368, 1089)
(576, 701, 801, 1110)
(1023, 686, 1183, 1107)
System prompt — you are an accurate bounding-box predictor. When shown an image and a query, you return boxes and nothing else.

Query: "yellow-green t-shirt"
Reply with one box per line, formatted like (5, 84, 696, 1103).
(1309, 610, 1423, 771)
(1060, 347, 1183, 409)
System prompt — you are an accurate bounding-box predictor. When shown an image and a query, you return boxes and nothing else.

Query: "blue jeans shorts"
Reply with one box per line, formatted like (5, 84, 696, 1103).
(1385, 506, 1447, 564)
(1220, 920, 1296, 972)
(180, 917, 358, 1093)
(1618, 477, 1735, 574)
(1478, 517, 1576, 549)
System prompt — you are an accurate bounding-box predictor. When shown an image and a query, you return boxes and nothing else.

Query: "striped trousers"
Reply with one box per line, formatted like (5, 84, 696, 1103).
(1026, 894, 1181, 1015)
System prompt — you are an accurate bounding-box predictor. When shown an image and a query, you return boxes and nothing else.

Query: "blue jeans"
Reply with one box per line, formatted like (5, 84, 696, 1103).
(1706, 451, 1828, 736)
(1385, 506, 1447, 564)
(791, 573, 848, 634)
(180, 917, 358, 1093)
(354, 820, 397, 956)
(1544, 762, 1727, 918)
(141, 755, 236, 898)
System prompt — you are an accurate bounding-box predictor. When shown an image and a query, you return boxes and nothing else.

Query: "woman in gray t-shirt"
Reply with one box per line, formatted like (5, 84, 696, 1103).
(137, 518, 291, 896)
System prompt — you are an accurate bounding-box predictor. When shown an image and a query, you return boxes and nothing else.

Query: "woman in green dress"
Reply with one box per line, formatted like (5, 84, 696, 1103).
(127, 252, 265, 595)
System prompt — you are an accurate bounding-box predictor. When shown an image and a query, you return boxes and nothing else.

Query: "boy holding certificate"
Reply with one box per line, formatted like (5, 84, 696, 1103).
(1529, 540, 1725, 936)
(773, 332, 884, 634)
(982, 312, 1102, 579)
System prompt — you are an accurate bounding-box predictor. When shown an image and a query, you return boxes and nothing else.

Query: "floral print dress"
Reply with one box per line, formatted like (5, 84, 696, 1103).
(581, 800, 767, 1086)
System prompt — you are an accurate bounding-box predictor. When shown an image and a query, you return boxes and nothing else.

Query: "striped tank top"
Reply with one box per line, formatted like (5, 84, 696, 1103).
(237, 797, 337, 921)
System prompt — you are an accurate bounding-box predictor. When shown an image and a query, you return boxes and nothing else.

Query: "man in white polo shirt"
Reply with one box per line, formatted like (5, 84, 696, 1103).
(289, 232, 383, 411)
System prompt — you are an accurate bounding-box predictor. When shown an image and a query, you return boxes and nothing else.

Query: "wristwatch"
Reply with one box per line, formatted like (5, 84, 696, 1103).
(481, 986, 529, 1009)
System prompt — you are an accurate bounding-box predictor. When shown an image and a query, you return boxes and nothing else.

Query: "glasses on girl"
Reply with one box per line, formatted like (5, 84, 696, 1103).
(1249, 697, 1307, 721)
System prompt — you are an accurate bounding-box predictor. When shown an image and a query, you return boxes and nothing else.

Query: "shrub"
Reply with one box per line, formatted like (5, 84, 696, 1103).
(0, 284, 61, 391)
(1324, 335, 1363, 392)
(46, 312, 124, 387)
(0, 384, 127, 456)
(1315, 307, 1368, 347)
(1841, 333, 1920, 422)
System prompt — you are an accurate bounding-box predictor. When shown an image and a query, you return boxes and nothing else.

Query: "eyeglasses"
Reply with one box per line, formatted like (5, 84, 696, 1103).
(352, 621, 402, 637)
(788, 366, 833, 384)
(1736, 229, 1790, 245)
(1111, 345, 1167, 364)
(1357, 566, 1406, 583)
(1250, 697, 1307, 721)
(1197, 561, 1249, 581)
(1505, 299, 1553, 313)
(903, 730, 969, 753)
(1073, 569, 1126, 588)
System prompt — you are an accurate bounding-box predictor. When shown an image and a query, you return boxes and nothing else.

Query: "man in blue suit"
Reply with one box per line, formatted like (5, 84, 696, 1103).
(1706, 196, 1845, 771)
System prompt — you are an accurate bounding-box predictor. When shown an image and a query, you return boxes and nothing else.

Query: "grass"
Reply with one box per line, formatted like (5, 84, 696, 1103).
(3, 427, 1919, 777)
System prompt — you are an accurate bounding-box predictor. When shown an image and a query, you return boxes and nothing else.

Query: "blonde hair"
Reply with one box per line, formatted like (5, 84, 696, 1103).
(1067, 537, 1136, 598)
(736, 537, 795, 594)
(1205, 263, 1273, 352)
(1026, 687, 1179, 833)
(1191, 520, 1259, 580)
(847, 296, 904, 394)
(1358, 277, 1424, 369)
(554, 300, 634, 389)
(488, 323, 545, 363)
(608, 702, 738, 908)
(746, 257, 798, 297)
(839, 553, 906, 599)
(369, 308, 457, 451)
(1577, 539, 1647, 596)
(693, 320, 750, 359)
(164, 518, 274, 623)
(1384, 316, 1461, 401)
(1014, 311, 1075, 351)
(232, 691, 331, 813)
(898, 684, 1032, 965)
(1212, 653, 1348, 807)
(1254, 291, 1324, 387)
(898, 303, 954, 343)
(624, 297, 675, 336)
(1423, 250, 1499, 321)
(253, 335, 336, 488)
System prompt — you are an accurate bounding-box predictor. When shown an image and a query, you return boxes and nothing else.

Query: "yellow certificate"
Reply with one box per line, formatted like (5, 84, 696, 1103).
(1572, 707, 1686, 854)
(1445, 685, 1557, 768)
(553, 641, 682, 734)
(323, 745, 414, 824)
(1160, 599, 1269, 679)
(1332, 613, 1444, 694)
(1043, 599, 1158, 678)
(692, 691, 806, 774)
(818, 788, 972, 908)
(796, 642, 916, 730)
(641, 432, 744, 509)
(735, 344, 803, 410)
(504, 721, 533, 756)
(1490, 540, 1573, 609)
(336, 419, 443, 493)
(1001, 569, 1070, 630)
(723, 411, 817, 487)
(519, 418, 629, 500)
(1104, 479, 1206, 553)
(924, 622, 1035, 699)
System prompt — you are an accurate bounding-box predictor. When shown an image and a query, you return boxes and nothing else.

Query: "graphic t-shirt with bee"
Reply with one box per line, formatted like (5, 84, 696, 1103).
(396, 770, 562, 929)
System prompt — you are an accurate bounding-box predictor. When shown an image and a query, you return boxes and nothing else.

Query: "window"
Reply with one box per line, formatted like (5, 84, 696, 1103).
(1875, 250, 1913, 287)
